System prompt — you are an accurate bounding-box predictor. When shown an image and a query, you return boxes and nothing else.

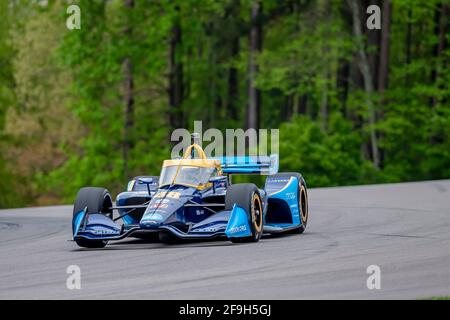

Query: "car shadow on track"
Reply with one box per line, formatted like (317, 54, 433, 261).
(70, 232, 309, 251)
(70, 237, 235, 251)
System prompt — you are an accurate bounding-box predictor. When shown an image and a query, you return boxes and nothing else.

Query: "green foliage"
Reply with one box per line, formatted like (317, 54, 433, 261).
(0, 0, 449, 207)
(43, 0, 171, 201)
(280, 114, 381, 187)
(0, 1, 24, 207)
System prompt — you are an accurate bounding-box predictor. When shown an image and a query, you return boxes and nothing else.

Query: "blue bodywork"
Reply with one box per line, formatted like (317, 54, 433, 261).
(225, 205, 252, 238)
(72, 154, 305, 244)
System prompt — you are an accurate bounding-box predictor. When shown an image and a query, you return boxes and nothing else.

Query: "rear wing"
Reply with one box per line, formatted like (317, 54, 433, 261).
(213, 154, 279, 175)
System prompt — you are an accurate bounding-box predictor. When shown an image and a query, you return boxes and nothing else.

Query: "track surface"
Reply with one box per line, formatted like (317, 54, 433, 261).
(0, 180, 449, 299)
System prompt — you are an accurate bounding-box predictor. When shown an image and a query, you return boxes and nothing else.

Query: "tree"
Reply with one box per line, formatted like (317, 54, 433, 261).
(347, 0, 380, 168)
(168, 5, 184, 130)
(378, 0, 392, 96)
(4, 1, 80, 205)
(0, 0, 449, 207)
(122, 0, 135, 179)
(431, 2, 449, 107)
(226, 0, 241, 122)
(247, 0, 263, 131)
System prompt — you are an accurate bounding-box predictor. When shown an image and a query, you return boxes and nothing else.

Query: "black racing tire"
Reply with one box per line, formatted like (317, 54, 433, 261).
(225, 183, 263, 243)
(273, 172, 309, 233)
(73, 187, 113, 248)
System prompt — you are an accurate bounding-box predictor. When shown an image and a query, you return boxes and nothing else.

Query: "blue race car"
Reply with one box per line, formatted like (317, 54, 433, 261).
(71, 142, 309, 248)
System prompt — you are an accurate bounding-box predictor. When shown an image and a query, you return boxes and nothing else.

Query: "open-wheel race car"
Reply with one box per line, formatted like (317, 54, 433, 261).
(71, 138, 309, 248)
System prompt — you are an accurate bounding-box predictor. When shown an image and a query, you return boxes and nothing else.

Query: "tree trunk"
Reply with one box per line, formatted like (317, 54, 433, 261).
(123, 0, 134, 179)
(225, 1, 241, 122)
(320, 72, 329, 132)
(337, 1, 352, 117)
(436, 4, 449, 60)
(336, 58, 350, 115)
(347, 0, 380, 168)
(377, 0, 392, 167)
(319, 0, 330, 132)
(285, 94, 293, 121)
(299, 93, 308, 115)
(378, 0, 391, 95)
(228, 31, 240, 121)
(247, 0, 263, 131)
(168, 8, 184, 129)
(366, 0, 381, 91)
(405, 7, 412, 86)
(431, 3, 449, 107)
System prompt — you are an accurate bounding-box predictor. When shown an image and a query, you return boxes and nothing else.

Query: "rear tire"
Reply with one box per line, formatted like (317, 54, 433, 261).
(273, 172, 309, 233)
(225, 184, 263, 243)
(73, 187, 113, 248)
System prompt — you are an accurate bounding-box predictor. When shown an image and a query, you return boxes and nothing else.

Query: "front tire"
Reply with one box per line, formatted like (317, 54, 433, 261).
(73, 187, 113, 248)
(225, 184, 263, 243)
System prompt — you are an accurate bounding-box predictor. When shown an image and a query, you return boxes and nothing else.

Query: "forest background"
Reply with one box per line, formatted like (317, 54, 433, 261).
(0, 0, 448, 207)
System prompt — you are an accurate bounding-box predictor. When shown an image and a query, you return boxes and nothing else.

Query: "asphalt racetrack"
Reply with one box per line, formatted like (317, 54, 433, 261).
(0, 180, 449, 299)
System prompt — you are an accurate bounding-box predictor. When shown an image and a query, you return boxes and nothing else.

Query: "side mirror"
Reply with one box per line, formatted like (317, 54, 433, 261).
(137, 177, 153, 184)
(137, 178, 154, 196)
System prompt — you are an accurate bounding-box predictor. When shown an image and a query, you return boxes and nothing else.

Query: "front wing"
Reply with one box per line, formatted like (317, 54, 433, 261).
(72, 204, 253, 242)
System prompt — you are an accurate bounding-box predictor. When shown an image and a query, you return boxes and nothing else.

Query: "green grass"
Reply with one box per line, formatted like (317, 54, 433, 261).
(422, 296, 450, 300)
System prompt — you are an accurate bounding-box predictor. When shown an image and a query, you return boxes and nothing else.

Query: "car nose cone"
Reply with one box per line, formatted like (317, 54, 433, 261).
(139, 212, 164, 228)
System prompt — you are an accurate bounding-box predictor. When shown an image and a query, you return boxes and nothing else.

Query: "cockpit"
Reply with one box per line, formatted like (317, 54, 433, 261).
(159, 144, 222, 189)
(159, 164, 218, 188)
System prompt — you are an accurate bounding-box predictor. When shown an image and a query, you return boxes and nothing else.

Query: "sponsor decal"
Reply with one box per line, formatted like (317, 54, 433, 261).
(228, 225, 247, 234)
(141, 220, 158, 225)
(268, 178, 289, 183)
(155, 191, 180, 199)
(197, 227, 218, 232)
(285, 192, 296, 200)
(154, 199, 170, 204)
(150, 203, 168, 209)
(89, 228, 120, 235)
(142, 213, 164, 221)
